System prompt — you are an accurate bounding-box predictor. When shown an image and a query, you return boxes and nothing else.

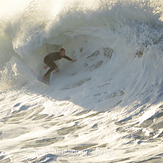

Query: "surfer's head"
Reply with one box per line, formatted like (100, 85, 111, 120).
(60, 48, 65, 56)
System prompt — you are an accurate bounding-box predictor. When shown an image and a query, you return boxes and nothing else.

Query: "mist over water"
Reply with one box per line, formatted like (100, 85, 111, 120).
(0, 0, 163, 162)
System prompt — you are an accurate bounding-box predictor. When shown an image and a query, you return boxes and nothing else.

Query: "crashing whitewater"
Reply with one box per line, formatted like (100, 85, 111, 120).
(0, 0, 163, 162)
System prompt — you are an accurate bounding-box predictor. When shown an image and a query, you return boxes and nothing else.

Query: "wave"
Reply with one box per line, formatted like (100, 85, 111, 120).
(0, 0, 163, 91)
(0, 1, 163, 162)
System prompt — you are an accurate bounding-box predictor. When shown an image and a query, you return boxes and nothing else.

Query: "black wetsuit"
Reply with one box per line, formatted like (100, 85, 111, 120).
(44, 52, 73, 77)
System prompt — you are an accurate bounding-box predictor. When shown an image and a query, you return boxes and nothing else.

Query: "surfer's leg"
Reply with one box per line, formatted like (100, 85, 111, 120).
(44, 61, 57, 78)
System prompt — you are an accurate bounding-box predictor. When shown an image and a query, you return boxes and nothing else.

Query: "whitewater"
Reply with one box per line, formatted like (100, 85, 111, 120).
(0, 0, 163, 162)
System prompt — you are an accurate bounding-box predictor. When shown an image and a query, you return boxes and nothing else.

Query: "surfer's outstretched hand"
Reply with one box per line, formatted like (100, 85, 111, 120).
(72, 59, 76, 62)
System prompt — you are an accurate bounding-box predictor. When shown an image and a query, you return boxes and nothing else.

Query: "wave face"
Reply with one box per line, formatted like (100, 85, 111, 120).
(0, 0, 163, 162)
(0, 0, 163, 89)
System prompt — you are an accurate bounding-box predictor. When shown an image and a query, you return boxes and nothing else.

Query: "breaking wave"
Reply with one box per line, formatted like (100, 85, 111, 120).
(0, 0, 163, 90)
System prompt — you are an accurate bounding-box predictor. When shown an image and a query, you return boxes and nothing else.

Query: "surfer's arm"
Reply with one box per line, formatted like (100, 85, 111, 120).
(63, 56, 76, 62)
(44, 65, 48, 69)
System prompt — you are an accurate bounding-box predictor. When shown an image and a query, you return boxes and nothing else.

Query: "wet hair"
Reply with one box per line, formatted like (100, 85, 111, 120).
(60, 48, 65, 52)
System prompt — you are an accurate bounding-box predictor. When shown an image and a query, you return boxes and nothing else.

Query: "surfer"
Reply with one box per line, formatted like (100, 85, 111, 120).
(43, 48, 76, 80)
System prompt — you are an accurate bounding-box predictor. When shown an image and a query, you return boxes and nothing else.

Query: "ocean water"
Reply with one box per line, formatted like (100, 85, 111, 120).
(0, 0, 163, 162)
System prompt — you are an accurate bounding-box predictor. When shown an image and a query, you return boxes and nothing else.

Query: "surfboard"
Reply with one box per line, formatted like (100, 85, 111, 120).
(38, 74, 50, 85)
(38, 66, 56, 85)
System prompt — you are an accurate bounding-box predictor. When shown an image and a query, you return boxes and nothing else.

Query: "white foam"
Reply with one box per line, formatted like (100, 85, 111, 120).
(0, 0, 163, 162)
